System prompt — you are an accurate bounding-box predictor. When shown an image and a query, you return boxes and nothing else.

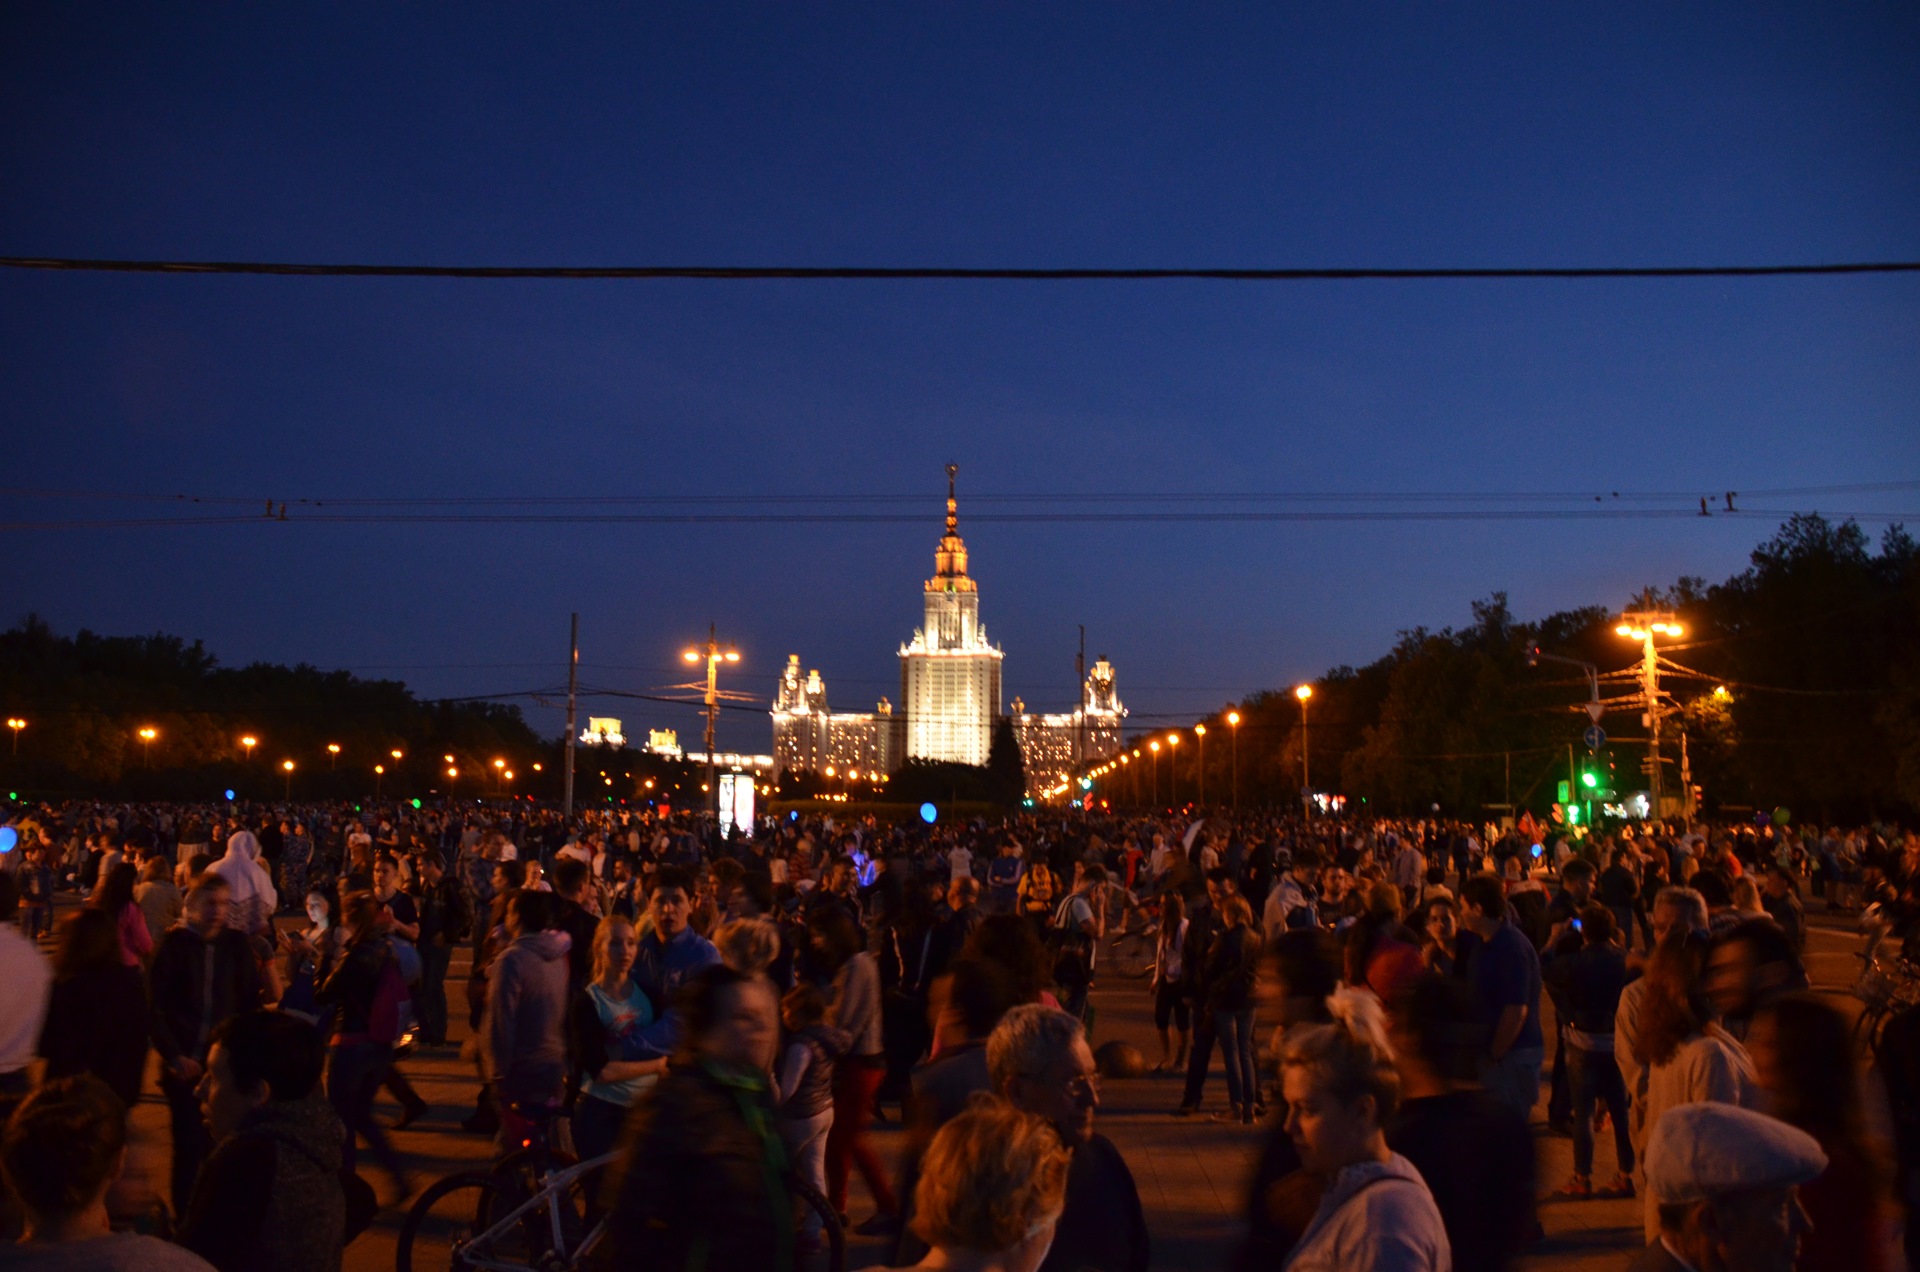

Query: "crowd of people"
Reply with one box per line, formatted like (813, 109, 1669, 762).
(0, 793, 1915, 1271)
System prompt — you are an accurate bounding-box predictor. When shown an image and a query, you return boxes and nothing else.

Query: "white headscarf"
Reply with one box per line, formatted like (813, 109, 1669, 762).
(207, 829, 278, 934)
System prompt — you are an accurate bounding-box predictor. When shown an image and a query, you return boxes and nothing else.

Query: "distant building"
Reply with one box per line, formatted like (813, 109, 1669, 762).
(770, 655, 896, 777)
(771, 464, 1126, 794)
(1009, 657, 1127, 796)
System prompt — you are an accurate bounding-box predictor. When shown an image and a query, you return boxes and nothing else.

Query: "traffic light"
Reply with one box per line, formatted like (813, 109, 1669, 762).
(1581, 770, 1598, 790)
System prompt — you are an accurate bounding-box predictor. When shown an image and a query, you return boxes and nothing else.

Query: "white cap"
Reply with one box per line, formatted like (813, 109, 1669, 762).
(1645, 1103, 1827, 1204)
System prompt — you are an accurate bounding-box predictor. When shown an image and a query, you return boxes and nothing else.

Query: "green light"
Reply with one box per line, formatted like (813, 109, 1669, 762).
(5, 792, 14, 801)
(1567, 804, 1582, 824)
(1581, 771, 1598, 789)
(410, 798, 421, 809)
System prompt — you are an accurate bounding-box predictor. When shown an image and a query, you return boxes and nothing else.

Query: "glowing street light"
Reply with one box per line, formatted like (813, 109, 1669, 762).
(1226, 710, 1242, 809)
(1193, 723, 1208, 806)
(240, 735, 258, 762)
(4, 717, 23, 758)
(1295, 685, 1314, 817)
(1166, 733, 1181, 805)
(684, 625, 742, 817)
(281, 758, 295, 799)
(1616, 611, 1686, 818)
(137, 726, 158, 767)
(391, 749, 404, 761)
(373, 764, 386, 798)
(326, 742, 341, 769)
(1149, 739, 1161, 806)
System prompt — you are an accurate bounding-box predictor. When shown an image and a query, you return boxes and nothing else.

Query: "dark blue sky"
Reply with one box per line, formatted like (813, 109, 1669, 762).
(3, 5, 1917, 752)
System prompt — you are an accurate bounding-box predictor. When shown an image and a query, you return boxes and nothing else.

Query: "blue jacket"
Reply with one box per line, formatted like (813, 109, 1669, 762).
(631, 924, 721, 1056)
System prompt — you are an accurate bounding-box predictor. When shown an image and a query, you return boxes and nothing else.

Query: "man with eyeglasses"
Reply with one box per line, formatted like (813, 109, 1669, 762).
(987, 1004, 1149, 1272)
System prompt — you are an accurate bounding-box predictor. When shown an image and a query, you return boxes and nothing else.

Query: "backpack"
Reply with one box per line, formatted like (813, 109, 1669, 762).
(1049, 893, 1094, 988)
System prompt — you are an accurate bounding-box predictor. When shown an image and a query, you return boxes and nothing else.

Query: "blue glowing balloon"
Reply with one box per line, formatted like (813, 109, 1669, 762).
(224, 789, 236, 801)
(919, 802, 938, 824)
(0, 827, 16, 853)
(1530, 843, 1544, 858)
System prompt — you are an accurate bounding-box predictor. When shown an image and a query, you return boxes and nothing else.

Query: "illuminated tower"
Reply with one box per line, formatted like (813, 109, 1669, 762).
(899, 464, 1004, 764)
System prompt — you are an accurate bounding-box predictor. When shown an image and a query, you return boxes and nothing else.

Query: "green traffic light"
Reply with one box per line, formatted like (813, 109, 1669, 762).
(1581, 771, 1598, 789)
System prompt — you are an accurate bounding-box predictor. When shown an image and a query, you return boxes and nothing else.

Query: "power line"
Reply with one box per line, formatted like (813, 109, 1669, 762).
(4, 255, 1919, 282)
(3, 507, 1913, 532)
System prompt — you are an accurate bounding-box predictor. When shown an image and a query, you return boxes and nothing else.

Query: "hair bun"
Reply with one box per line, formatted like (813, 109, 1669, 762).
(1325, 984, 1395, 1062)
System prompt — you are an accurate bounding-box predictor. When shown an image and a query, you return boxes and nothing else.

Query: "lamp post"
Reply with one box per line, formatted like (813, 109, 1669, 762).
(493, 757, 506, 795)
(281, 759, 295, 800)
(240, 735, 257, 763)
(1149, 740, 1161, 807)
(1294, 684, 1314, 818)
(138, 726, 157, 768)
(373, 764, 385, 798)
(1226, 710, 1241, 809)
(326, 743, 340, 770)
(4, 718, 22, 757)
(1193, 723, 1207, 807)
(1614, 612, 1685, 821)
(684, 624, 741, 818)
(1166, 733, 1181, 806)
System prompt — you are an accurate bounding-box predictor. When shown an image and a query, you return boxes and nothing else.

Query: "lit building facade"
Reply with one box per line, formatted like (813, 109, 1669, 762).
(770, 655, 896, 777)
(771, 465, 1125, 794)
(1009, 657, 1128, 795)
(899, 465, 1004, 766)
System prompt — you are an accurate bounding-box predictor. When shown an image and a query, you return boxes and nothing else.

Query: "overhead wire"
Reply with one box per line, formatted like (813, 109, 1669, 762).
(4, 255, 1920, 281)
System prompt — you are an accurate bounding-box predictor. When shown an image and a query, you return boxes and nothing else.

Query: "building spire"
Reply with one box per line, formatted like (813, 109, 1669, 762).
(929, 461, 973, 590)
(945, 461, 959, 535)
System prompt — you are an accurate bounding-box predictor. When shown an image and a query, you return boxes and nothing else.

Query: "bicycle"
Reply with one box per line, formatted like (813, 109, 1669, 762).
(397, 1103, 590, 1272)
(397, 1104, 848, 1272)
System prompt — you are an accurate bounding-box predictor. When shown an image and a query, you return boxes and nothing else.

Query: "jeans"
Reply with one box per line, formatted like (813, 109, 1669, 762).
(1568, 1046, 1634, 1177)
(161, 1070, 213, 1217)
(1180, 1009, 1218, 1108)
(1480, 1046, 1544, 1122)
(1214, 1009, 1256, 1115)
(780, 1108, 834, 1237)
(826, 1062, 896, 1217)
(418, 941, 453, 1045)
(329, 1040, 406, 1185)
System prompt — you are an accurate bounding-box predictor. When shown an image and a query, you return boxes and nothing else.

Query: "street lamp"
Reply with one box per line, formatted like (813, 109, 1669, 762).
(1166, 733, 1181, 805)
(138, 726, 158, 768)
(281, 759, 295, 800)
(493, 757, 506, 794)
(1226, 710, 1241, 809)
(240, 735, 258, 762)
(1294, 684, 1314, 818)
(391, 749, 404, 761)
(1193, 723, 1207, 806)
(374, 764, 385, 798)
(326, 743, 340, 769)
(1149, 740, 1161, 806)
(1615, 612, 1685, 820)
(684, 625, 741, 817)
(6, 717, 24, 757)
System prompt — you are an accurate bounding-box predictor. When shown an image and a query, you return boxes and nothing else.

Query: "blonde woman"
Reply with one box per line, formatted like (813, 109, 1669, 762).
(1280, 987, 1451, 1271)
(569, 914, 669, 1162)
(868, 1099, 1071, 1272)
(714, 917, 783, 982)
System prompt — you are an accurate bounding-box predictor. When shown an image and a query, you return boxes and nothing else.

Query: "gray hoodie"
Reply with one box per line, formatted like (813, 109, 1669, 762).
(177, 1092, 347, 1272)
(484, 928, 573, 1104)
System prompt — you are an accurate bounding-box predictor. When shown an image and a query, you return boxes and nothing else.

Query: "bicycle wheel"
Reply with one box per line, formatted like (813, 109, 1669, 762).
(397, 1172, 524, 1272)
(1108, 932, 1154, 979)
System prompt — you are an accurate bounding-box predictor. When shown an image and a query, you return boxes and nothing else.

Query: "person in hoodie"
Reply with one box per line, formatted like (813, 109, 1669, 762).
(481, 888, 572, 1130)
(1278, 986, 1451, 1272)
(149, 875, 263, 1218)
(205, 831, 277, 943)
(179, 1010, 347, 1272)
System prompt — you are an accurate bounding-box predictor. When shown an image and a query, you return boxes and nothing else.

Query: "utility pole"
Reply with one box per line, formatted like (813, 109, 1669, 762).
(563, 612, 578, 818)
(684, 625, 740, 820)
(1075, 625, 1086, 775)
(1678, 729, 1693, 830)
(1615, 612, 1683, 823)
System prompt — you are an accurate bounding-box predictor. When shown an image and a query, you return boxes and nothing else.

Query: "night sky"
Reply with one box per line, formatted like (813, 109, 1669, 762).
(3, 6, 1917, 753)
